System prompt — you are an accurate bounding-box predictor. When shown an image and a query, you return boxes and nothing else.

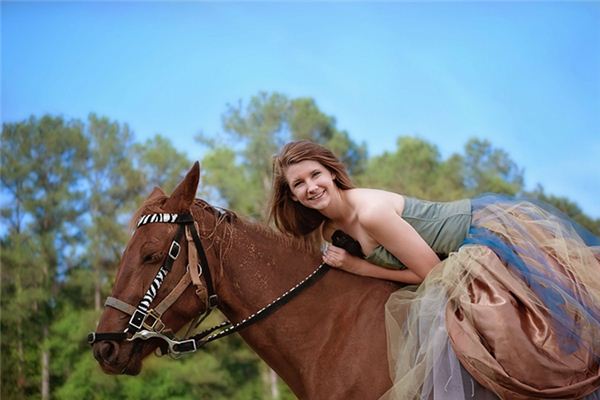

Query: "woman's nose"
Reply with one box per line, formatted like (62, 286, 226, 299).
(307, 181, 319, 193)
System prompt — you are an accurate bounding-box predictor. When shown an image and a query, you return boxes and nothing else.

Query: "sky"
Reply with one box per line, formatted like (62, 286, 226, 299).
(2, 1, 599, 218)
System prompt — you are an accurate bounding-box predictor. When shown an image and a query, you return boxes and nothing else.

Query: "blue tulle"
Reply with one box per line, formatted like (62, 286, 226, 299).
(463, 194, 600, 356)
(471, 193, 600, 247)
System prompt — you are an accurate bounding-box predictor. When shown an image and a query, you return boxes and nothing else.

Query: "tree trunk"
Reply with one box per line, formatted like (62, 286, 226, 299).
(95, 267, 102, 311)
(261, 362, 280, 400)
(16, 266, 26, 390)
(41, 326, 49, 400)
(269, 368, 280, 400)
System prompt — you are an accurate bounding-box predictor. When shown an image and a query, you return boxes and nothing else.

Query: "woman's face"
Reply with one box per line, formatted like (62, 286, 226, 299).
(284, 160, 336, 211)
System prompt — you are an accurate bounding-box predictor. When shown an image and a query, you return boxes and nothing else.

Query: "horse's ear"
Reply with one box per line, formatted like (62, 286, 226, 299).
(164, 162, 200, 212)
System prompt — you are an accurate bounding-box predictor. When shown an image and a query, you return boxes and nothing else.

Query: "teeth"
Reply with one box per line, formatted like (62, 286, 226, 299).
(309, 191, 324, 200)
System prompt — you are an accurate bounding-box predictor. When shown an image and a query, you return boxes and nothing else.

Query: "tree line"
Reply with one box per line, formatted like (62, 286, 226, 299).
(2, 91, 598, 400)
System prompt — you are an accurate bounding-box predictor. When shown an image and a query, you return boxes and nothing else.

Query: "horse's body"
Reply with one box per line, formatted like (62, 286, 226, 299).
(92, 163, 397, 399)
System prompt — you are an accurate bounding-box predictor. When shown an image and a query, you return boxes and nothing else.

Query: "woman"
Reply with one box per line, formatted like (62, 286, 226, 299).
(270, 140, 600, 400)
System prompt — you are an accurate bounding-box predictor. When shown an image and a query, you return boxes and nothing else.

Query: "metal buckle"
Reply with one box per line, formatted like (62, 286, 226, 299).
(173, 338, 197, 354)
(168, 241, 181, 260)
(186, 263, 203, 276)
(143, 309, 165, 332)
(87, 332, 96, 344)
(129, 309, 147, 330)
(128, 330, 198, 358)
(208, 294, 219, 309)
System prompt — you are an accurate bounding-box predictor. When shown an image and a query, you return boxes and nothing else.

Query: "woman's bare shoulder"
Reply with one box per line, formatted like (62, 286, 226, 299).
(349, 188, 405, 218)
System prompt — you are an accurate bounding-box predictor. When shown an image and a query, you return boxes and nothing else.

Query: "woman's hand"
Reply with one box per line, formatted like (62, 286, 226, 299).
(322, 244, 363, 274)
(322, 243, 424, 284)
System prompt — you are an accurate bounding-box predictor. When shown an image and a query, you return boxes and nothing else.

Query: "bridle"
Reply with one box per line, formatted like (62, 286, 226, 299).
(88, 210, 330, 358)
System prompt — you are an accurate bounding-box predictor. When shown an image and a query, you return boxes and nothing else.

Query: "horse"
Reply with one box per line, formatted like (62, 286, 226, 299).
(90, 162, 400, 399)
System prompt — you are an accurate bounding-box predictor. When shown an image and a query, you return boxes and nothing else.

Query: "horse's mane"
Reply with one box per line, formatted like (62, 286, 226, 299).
(129, 195, 317, 255)
(236, 214, 319, 254)
(193, 199, 318, 254)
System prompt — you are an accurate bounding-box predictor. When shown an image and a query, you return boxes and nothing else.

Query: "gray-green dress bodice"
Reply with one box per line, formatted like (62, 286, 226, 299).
(365, 197, 472, 270)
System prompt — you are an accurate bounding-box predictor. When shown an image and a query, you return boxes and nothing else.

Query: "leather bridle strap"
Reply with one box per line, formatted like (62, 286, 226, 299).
(89, 212, 216, 345)
(154, 272, 192, 317)
(175, 262, 330, 350)
(127, 222, 188, 334)
(186, 225, 203, 295)
(187, 222, 218, 308)
(106, 296, 136, 315)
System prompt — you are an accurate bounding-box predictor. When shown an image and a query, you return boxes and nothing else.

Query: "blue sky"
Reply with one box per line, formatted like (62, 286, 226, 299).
(2, 1, 599, 217)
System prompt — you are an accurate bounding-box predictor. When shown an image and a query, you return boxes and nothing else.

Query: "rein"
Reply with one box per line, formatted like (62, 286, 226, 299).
(88, 211, 330, 358)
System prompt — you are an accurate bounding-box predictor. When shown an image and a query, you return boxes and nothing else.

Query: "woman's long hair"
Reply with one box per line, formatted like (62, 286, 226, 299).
(269, 140, 354, 247)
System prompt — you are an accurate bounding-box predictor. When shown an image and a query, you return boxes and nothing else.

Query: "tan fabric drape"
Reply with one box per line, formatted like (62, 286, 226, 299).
(380, 200, 600, 400)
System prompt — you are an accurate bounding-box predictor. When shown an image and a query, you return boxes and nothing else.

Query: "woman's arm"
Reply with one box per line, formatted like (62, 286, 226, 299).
(322, 245, 424, 284)
(359, 205, 441, 280)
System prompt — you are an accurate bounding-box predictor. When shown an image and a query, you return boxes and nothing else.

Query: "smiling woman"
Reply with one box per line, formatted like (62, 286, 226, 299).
(269, 140, 600, 399)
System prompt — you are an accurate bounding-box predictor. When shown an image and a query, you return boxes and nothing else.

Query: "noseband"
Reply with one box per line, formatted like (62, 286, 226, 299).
(88, 211, 330, 358)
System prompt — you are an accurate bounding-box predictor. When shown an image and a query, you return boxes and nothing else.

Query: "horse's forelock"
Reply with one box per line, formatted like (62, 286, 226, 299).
(128, 194, 169, 232)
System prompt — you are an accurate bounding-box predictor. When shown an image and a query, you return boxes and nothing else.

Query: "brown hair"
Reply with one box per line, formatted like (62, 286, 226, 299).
(269, 140, 354, 240)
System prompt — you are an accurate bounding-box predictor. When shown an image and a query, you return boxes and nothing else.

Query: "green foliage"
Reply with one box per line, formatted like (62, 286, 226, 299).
(82, 114, 147, 311)
(1, 93, 597, 400)
(1, 115, 89, 400)
(0, 232, 46, 399)
(135, 134, 192, 194)
(357, 136, 465, 200)
(462, 138, 524, 196)
(527, 185, 600, 236)
(357, 136, 526, 201)
(201, 147, 263, 216)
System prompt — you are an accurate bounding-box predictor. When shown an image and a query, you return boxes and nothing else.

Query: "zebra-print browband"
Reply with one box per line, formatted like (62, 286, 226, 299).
(137, 213, 180, 228)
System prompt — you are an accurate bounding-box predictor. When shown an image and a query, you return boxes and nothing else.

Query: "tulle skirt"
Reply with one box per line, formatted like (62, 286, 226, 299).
(380, 195, 600, 400)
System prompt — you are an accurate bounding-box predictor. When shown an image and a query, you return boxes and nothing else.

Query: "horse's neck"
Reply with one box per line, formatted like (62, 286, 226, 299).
(212, 219, 396, 398)
(217, 221, 323, 318)
(215, 222, 333, 371)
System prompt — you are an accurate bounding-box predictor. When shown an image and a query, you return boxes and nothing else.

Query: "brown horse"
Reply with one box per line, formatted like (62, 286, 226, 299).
(91, 162, 399, 399)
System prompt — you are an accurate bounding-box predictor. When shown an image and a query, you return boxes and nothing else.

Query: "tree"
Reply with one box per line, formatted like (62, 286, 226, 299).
(80, 114, 146, 311)
(1, 115, 89, 399)
(134, 134, 193, 194)
(462, 138, 524, 196)
(357, 136, 465, 200)
(0, 231, 45, 399)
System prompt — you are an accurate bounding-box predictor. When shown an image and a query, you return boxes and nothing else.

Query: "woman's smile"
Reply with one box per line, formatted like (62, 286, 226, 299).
(308, 190, 325, 201)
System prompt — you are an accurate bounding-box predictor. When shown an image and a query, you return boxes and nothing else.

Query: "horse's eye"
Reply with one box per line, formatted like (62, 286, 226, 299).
(142, 252, 163, 265)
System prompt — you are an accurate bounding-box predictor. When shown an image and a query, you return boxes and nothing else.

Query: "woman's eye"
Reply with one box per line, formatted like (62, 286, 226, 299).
(312, 171, 321, 177)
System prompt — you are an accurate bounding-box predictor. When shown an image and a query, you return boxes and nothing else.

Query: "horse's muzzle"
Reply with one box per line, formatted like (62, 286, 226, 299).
(92, 341, 142, 375)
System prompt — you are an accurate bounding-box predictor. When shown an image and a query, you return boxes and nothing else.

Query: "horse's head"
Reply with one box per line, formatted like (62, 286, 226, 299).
(91, 162, 220, 375)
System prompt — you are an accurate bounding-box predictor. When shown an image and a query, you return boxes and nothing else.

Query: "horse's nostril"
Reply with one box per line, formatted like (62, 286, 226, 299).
(93, 341, 119, 364)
